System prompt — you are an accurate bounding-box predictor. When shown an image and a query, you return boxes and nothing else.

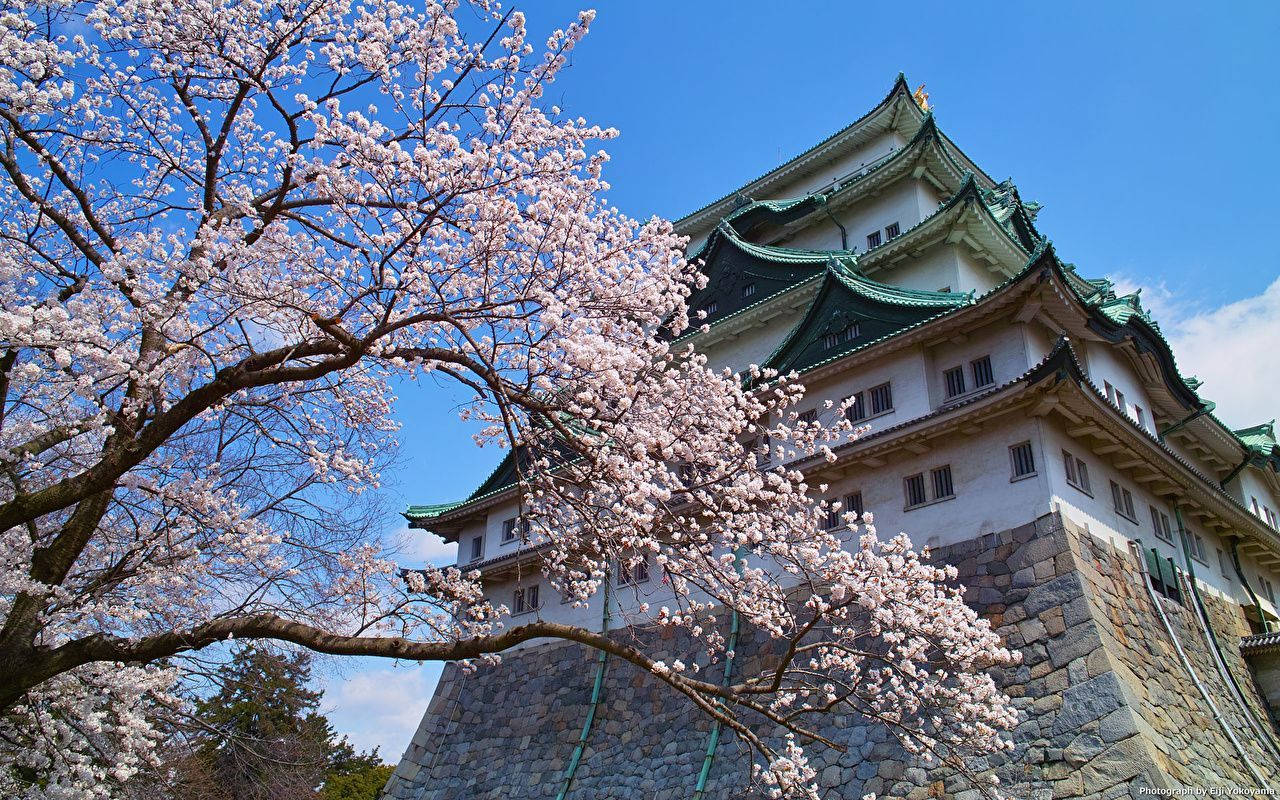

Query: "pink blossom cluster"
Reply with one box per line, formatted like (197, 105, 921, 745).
(0, 0, 1019, 796)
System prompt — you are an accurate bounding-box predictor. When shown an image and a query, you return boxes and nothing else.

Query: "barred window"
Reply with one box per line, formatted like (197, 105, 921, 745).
(845, 392, 866, 422)
(703, 300, 718, 316)
(823, 322, 860, 350)
(869, 382, 893, 414)
(1009, 441, 1036, 479)
(1076, 460, 1092, 494)
(822, 504, 841, 530)
(971, 355, 994, 388)
(617, 557, 650, 586)
(1063, 450, 1091, 494)
(1149, 506, 1173, 542)
(501, 516, 528, 542)
(844, 491, 864, 520)
(943, 366, 966, 399)
(1111, 481, 1136, 521)
(798, 408, 818, 425)
(931, 465, 954, 499)
(1189, 532, 1209, 564)
(514, 585, 540, 614)
(866, 230, 882, 249)
(904, 473, 927, 507)
(742, 282, 756, 299)
(884, 221, 901, 239)
(469, 536, 484, 562)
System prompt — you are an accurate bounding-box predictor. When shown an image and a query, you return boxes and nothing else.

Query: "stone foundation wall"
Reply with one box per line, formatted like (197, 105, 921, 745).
(384, 513, 1280, 799)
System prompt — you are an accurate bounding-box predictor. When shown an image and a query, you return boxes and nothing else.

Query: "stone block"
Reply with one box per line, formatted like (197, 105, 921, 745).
(1024, 573, 1083, 617)
(1050, 624, 1100, 669)
(1052, 672, 1126, 736)
(1081, 737, 1150, 793)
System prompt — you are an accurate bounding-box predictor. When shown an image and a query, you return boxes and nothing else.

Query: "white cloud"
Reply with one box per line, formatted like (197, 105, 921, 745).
(322, 660, 445, 761)
(384, 522, 457, 567)
(1111, 275, 1280, 430)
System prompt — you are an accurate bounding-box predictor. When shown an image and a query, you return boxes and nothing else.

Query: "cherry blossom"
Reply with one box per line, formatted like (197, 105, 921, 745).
(0, 1, 1018, 796)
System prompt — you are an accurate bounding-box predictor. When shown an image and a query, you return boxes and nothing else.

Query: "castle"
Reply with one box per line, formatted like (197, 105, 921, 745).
(383, 76, 1280, 799)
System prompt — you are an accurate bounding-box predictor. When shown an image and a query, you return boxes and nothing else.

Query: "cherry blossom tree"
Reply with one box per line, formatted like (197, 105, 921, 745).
(0, 0, 1019, 797)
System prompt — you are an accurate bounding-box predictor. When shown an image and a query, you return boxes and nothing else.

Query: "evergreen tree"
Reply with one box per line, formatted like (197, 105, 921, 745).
(180, 645, 387, 800)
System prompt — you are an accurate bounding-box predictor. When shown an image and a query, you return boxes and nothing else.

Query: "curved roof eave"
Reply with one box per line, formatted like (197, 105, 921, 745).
(675, 74, 924, 233)
(722, 114, 982, 237)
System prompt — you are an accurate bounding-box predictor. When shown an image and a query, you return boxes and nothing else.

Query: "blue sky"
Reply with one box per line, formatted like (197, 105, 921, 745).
(321, 0, 1280, 758)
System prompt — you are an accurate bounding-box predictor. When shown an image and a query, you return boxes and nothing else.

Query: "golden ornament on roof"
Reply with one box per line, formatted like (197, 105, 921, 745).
(912, 83, 931, 112)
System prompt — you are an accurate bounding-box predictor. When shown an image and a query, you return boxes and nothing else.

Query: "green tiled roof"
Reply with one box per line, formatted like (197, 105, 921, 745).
(761, 265, 971, 375)
(829, 269, 971, 308)
(404, 501, 465, 521)
(675, 74, 920, 227)
(1236, 422, 1278, 454)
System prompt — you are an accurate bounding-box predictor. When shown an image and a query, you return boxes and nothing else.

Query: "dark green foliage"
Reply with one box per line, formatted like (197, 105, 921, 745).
(163, 644, 390, 800)
(320, 763, 395, 800)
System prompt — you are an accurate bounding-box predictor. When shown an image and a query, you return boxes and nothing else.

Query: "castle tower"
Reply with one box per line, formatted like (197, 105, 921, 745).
(384, 76, 1280, 799)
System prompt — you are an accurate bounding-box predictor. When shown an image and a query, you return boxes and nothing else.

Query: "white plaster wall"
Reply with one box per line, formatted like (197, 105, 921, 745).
(455, 517, 488, 568)
(793, 345, 930, 432)
(788, 132, 906, 198)
(924, 321, 1030, 409)
(1079, 341, 1156, 436)
(955, 249, 1003, 295)
(1040, 421, 1247, 604)
(1022, 322, 1056, 368)
(1231, 467, 1280, 525)
(698, 306, 808, 376)
(875, 245, 961, 294)
(821, 414, 1051, 550)
(786, 178, 930, 253)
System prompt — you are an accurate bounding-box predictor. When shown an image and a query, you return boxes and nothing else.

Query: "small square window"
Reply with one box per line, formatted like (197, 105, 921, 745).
(970, 355, 994, 388)
(1063, 450, 1091, 494)
(618, 556, 650, 586)
(884, 221, 901, 239)
(943, 366, 966, 399)
(514, 585, 540, 614)
(470, 536, 484, 562)
(1076, 460, 1092, 494)
(1149, 505, 1173, 542)
(742, 282, 756, 299)
(1134, 405, 1145, 430)
(1009, 441, 1036, 479)
(869, 382, 893, 414)
(822, 503, 841, 530)
(866, 230, 882, 249)
(1218, 548, 1231, 579)
(904, 473, 927, 507)
(1115, 388, 1127, 412)
(1104, 381, 1115, 404)
(1111, 481, 1136, 521)
(844, 491, 864, 520)
(501, 517, 520, 542)
(1190, 533, 1209, 564)
(1264, 578, 1277, 605)
(702, 301, 718, 317)
(798, 408, 817, 425)
(845, 392, 866, 422)
(931, 465, 954, 499)
(822, 322, 860, 350)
